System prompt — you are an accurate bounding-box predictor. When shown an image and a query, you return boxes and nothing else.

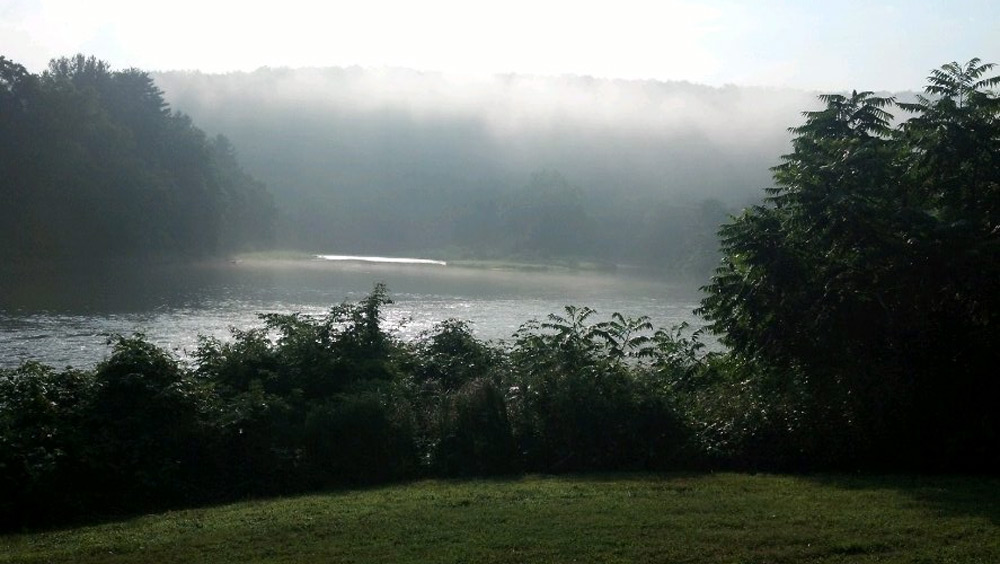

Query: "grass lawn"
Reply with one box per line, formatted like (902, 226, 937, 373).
(2, 473, 997, 563)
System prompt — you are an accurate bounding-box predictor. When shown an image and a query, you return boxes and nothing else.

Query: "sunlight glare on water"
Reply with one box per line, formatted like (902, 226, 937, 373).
(0, 259, 706, 369)
(315, 254, 448, 266)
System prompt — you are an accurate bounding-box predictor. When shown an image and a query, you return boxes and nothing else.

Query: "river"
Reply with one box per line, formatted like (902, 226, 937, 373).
(0, 257, 708, 369)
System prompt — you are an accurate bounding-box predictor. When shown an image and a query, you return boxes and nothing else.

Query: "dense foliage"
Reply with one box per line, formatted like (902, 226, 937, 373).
(0, 55, 275, 260)
(699, 59, 1000, 470)
(0, 284, 704, 530)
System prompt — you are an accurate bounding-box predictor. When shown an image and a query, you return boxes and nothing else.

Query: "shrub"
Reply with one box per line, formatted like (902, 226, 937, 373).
(303, 390, 417, 486)
(85, 335, 218, 509)
(0, 362, 94, 528)
(431, 378, 519, 476)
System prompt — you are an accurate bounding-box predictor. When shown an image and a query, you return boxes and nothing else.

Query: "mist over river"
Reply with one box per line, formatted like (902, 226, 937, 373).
(0, 258, 707, 370)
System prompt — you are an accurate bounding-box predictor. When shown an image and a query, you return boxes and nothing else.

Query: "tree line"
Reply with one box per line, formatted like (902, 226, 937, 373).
(1, 53, 733, 275)
(443, 169, 730, 275)
(155, 65, 794, 275)
(0, 55, 275, 261)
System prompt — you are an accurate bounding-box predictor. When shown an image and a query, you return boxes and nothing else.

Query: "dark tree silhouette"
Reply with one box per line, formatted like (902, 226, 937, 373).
(699, 60, 1000, 470)
(0, 54, 275, 261)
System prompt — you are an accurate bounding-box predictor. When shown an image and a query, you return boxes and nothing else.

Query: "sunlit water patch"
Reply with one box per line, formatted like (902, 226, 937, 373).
(316, 254, 447, 266)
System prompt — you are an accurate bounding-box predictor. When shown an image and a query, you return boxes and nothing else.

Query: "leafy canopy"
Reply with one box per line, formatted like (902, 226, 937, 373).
(698, 59, 1000, 470)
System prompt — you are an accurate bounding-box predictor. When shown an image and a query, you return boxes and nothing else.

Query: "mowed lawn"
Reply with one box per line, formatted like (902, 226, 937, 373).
(3, 473, 998, 563)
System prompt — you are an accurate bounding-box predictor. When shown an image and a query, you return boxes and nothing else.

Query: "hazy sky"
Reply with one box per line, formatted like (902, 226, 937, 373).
(2, 0, 997, 91)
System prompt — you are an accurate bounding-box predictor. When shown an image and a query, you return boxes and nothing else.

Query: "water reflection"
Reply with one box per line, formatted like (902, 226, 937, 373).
(0, 260, 706, 369)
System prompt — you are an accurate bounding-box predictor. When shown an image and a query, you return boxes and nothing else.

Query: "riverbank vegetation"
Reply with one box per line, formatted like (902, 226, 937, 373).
(0, 284, 703, 529)
(1, 58, 998, 536)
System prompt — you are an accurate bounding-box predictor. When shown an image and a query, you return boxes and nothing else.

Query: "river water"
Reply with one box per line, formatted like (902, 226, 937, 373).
(0, 258, 707, 369)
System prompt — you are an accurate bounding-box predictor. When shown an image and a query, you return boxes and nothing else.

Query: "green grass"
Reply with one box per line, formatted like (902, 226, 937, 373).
(3, 473, 998, 563)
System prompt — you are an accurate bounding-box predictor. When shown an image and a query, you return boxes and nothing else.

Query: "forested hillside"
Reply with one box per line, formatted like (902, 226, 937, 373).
(2, 55, 813, 273)
(154, 68, 818, 272)
(0, 55, 275, 261)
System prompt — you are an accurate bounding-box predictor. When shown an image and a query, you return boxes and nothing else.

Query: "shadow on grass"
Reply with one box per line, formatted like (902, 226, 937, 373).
(10, 471, 997, 537)
(806, 474, 1000, 525)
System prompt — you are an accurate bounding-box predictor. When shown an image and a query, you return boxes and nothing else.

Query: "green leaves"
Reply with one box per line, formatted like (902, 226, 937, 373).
(923, 58, 1000, 104)
(698, 58, 1000, 470)
(797, 91, 896, 138)
(0, 54, 275, 260)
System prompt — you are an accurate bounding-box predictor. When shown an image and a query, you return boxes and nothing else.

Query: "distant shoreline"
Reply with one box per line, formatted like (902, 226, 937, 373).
(0, 252, 686, 280)
(230, 250, 620, 274)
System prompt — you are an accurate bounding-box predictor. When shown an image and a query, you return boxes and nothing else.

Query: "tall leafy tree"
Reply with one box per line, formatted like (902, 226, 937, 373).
(699, 61, 1000, 470)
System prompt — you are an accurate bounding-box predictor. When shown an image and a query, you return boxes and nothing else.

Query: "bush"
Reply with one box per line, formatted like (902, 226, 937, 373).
(0, 363, 94, 528)
(85, 335, 218, 509)
(303, 391, 417, 486)
(506, 307, 691, 472)
(431, 378, 519, 476)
